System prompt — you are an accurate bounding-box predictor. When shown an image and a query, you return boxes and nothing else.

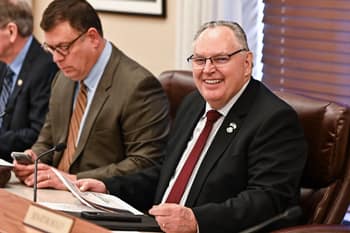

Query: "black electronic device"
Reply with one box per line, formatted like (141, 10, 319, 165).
(81, 211, 142, 222)
(11, 152, 33, 165)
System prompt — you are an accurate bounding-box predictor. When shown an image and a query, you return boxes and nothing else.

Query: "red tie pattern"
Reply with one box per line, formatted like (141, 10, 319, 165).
(166, 110, 221, 203)
(58, 82, 87, 172)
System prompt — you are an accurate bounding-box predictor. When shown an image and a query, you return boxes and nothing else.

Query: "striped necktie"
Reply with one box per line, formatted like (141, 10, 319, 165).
(166, 110, 221, 203)
(0, 67, 14, 127)
(58, 82, 88, 172)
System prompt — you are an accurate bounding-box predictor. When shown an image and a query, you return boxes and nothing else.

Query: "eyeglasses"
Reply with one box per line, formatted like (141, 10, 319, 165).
(42, 30, 87, 57)
(187, 48, 248, 70)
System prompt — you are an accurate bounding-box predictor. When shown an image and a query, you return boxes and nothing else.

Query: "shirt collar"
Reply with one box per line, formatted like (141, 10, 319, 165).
(9, 36, 33, 76)
(204, 79, 250, 118)
(82, 40, 112, 91)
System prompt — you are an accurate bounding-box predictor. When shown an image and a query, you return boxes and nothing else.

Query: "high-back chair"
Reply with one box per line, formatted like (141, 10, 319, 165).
(273, 91, 350, 233)
(158, 70, 196, 123)
(158, 70, 350, 231)
(274, 91, 350, 225)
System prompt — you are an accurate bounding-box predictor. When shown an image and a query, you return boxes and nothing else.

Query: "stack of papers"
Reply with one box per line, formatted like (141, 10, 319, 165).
(50, 168, 161, 232)
(51, 168, 142, 215)
(0, 158, 14, 168)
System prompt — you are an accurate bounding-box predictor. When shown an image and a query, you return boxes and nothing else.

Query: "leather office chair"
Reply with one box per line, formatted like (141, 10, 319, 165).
(158, 70, 350, 231)
(272, 91, 350, 233)
(273, 91, 350, 225)
(159, 70, 196, 123)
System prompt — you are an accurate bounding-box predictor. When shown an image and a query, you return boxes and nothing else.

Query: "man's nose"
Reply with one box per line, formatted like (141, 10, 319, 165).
(203, 58, 216, 73)
(52, 50, 64, 63)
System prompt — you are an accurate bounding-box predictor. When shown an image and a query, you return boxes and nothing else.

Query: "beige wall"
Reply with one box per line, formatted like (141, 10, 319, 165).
(31, 0, 177, 77)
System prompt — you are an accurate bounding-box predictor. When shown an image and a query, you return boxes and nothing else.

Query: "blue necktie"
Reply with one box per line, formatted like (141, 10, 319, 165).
(0, 67, 14, 127)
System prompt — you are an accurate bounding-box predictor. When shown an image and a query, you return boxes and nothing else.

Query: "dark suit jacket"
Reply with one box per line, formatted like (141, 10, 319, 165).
(0, 38, 57, 162)
(33, 44, 170, 180)
(104, 78, 307, 233)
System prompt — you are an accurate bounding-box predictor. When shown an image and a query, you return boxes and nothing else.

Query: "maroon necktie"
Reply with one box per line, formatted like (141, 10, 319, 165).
(166, 110, 221, 203)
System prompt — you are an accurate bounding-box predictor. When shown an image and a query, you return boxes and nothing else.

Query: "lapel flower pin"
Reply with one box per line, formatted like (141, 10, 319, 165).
(226, 122, 237, 134)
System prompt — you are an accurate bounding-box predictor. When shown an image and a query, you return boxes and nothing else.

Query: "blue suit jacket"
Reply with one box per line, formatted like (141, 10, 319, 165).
(0, 38, 58, 161)
(104, 78, 307, 232)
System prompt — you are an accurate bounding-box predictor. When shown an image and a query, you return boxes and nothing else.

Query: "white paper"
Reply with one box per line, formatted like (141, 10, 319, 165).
(51, 167, 142, 215)
(79, 191, 142, 215)
(52, 168, 93, 208)
(40, 202, 100, 213)
(0, 158, 14, 167)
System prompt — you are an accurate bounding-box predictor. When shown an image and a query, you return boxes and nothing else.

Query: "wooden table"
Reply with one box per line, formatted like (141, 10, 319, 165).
(2, 173, 157, 233)
(0, 188, 110, 233)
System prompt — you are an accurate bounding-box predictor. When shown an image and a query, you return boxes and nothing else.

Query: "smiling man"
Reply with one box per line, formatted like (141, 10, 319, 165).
(13, 0, 169, 190)
(77, 21, 307, 233)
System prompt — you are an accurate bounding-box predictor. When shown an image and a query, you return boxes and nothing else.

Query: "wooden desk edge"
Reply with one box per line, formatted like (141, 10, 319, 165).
(0, 189, 111, 233)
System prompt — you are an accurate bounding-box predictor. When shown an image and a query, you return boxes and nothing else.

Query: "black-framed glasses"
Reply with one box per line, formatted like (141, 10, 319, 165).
(42, 30, 87, 57)
(187, 48, 248, 69)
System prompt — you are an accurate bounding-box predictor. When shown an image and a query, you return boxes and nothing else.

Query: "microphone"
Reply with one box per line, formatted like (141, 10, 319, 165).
(239, 206, 302, 233)
(33, 143, 66, 202)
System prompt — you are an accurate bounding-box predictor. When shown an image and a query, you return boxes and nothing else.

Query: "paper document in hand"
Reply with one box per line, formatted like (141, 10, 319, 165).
(0, 158, 14, 168)
(51, 168, 142, 215)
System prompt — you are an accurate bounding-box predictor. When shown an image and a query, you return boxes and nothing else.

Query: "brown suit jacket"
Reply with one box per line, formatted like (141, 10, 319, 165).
(32, 44, 170, 180)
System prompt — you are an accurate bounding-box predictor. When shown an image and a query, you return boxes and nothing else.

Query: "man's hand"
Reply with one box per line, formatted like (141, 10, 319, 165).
(75, 178, 107, 193)
(13, 149, 37, 182)
(149, 203, 198, 233)
(16, 163, 76, 190)
(13, 162, 34, 182)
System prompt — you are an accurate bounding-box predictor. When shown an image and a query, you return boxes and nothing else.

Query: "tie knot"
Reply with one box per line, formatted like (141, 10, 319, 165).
(79, 81, 86, 88)
(206, 110, 221, 123)
(79, 81, 88, 93)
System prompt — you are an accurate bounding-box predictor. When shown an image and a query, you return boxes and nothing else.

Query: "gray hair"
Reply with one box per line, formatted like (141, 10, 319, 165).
(0, 0, 33, 37)
(193, 21, 250, 50)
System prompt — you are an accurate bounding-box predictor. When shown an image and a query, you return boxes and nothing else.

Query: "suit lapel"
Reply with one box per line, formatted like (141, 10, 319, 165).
(52, 78, 76, 165)
(155, 94, 205, 201)
(2, 39, 39, 129)
(186, 79, 260, 206)
(72, 80, 110, 160)
(71, 45, 120, 164)
(8, 40, 39, 104)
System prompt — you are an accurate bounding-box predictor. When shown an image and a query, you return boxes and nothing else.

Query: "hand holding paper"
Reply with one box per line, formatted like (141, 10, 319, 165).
(51, 168, 142, 214)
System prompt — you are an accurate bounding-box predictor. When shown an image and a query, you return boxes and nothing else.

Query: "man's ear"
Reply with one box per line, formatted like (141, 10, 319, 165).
(243, 51, 253, 77)
(7, 22, 18, 43)
(86, 27, 101, 48)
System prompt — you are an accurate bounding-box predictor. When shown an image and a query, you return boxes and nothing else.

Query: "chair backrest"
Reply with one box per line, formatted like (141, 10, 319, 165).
(158, 70, 350, 224)
(158, 70, 196, 122)
(275, 91, 350, 224)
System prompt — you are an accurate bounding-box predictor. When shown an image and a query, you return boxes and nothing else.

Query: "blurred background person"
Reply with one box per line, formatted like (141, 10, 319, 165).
(0, 0, 58, 162)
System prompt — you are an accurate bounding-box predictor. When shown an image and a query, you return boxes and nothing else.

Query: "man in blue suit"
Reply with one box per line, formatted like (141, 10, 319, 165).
(0, 0, 57, 162)
(77, 21, 307, 233)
